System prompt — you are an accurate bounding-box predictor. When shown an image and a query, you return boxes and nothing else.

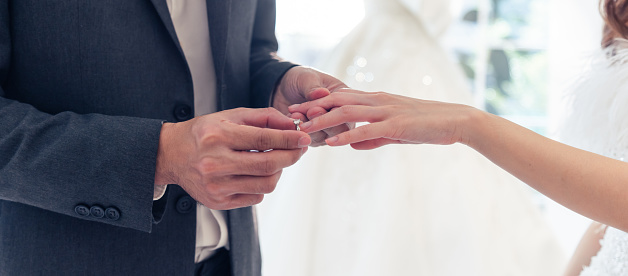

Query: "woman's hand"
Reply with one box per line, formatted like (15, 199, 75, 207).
(273, 66, 354, 146)
(288, 89, 480, 150)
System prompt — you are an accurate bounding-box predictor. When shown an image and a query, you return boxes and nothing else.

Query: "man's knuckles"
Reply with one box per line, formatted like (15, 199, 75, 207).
(254, 130, 276, 150)
(254, 156, 281, 175)
(244, 194, 265, 206)
(252, 178, 279, 194)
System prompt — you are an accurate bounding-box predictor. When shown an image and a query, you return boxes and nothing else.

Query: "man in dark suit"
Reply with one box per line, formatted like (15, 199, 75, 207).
(0, 0, 346, 275)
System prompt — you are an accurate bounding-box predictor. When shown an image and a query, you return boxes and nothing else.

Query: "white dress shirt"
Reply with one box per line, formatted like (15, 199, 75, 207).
(154, 0, 229, 264)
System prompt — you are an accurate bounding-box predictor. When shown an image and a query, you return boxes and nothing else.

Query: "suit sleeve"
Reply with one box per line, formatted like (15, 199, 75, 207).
(249, 0, 298, 108)
(0, 2, 162, 233)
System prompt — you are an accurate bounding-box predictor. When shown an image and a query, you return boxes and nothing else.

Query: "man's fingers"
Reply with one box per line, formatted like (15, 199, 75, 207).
(229, 194, 266, 208)
(237, 107, 298, 131)
(233, 148, 306, 176)
(264, 108, 304, 131)
(326, 123, 387, 147)
(289, 112, 307, 122)
(211, 194, 266, 210)
(299, 105, 381, 133)
(306, 106, 327, 119)
(222, 171, 283, 196)
(228, 123, 311, 151)
(305, 87, 331, 101)
(201, 171, 282, 210)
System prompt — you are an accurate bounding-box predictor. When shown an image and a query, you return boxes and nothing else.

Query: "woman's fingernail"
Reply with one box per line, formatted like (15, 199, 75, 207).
(326, 136, 339, 144)
(301, 121, 312, 129)
(289, 104, 300, 110)
(298, 137, 311, 148)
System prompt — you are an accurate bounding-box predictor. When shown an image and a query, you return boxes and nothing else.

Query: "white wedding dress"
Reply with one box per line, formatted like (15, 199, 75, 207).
(258, 0, 564, 275)
(560, 41, 628, 276)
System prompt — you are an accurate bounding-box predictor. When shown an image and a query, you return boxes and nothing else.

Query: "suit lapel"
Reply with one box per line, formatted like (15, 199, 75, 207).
(148, 0, 186, 58)
(206, 0, 231, 87)
(148, 0, 230, 88)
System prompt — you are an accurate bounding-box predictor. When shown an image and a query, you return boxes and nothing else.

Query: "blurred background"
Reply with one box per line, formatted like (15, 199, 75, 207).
(265, 0, 603, 270)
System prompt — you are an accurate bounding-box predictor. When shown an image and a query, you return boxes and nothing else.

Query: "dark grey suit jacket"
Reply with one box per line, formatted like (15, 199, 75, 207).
(0, 0, 295, 275)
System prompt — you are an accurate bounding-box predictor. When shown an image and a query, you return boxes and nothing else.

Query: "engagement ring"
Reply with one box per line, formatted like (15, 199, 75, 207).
(293, 119, 302, 131)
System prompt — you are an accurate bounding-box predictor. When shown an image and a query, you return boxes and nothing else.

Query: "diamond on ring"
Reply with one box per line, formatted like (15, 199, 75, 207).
(293, 119, 302, 131)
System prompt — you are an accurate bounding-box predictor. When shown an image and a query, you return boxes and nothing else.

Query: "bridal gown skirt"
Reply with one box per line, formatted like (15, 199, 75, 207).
(258, 5, 564, 276)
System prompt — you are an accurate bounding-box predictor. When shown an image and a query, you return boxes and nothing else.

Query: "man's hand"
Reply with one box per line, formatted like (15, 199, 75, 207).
(154, 108, 311, 210)
(273, 66, 354, 146)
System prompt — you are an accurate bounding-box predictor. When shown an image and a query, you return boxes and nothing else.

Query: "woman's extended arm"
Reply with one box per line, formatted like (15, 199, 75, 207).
(289, 90, 628, 232)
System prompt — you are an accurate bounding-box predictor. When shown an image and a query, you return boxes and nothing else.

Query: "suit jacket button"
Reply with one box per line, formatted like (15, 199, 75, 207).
(105, 207, 121, 221)
(90, 206, 105, 218)
(75, 205, 90, 217)
(176, 196, 194, 214)
(173, 105, 192, 121)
